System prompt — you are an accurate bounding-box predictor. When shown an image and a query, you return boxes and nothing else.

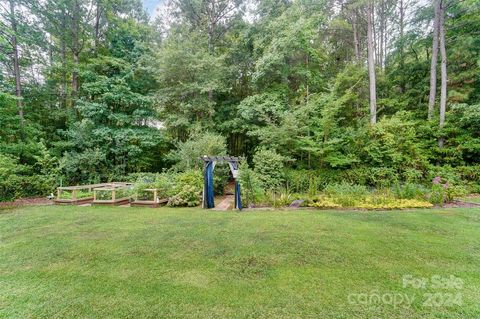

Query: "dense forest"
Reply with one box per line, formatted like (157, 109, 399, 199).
(1, 0, 479, 204)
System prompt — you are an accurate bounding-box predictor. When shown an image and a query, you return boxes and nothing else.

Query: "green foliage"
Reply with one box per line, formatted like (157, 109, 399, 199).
(170, 131, 227, 171)
(238, 163, 263, 207)
(392, 183, 428, 200)
(59, 190, 93, 200)
(253, 149, 285, 191)
(167, 170, 203, 207)
(132, 172, 175, 200)
(324, 183, 369, 207)
(168, 185, 202, 207)
(307, 184, 432, 210)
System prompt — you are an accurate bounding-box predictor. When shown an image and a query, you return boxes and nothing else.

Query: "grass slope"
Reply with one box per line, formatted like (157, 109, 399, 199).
(0, 206, 479, 318)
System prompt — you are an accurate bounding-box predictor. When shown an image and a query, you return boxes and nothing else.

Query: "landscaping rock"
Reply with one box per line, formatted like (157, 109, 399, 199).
(289, 200, 305, 208)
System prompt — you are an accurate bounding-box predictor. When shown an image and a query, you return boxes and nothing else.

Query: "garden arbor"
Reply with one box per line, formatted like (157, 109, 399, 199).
(201, 156, 242, 210)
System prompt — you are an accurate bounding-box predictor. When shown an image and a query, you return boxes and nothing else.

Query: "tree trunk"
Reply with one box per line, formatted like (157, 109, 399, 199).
(60, 8, 67, 109)
(207, 2, 216, 104)
(71, 0, 80, 105)
(367, 3, 377, 125)
(428, 0, 441, 120)
(438, 0, 447, 148)
(94, 0, 101, 51)
(352, 10, 360, 61)
(9, 0, 23, 123)
(379, 0, 384, 69)
(399, 0, 406, 93)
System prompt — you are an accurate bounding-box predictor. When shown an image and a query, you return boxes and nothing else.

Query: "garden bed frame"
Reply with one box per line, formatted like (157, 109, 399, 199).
(131, 188, 168, 208)
(55, 183, 107, 205)
(92, 183, 133, 206)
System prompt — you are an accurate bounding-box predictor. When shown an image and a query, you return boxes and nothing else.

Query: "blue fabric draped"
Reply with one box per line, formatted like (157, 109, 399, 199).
(235, 180, 242, 210)
(204, 161, 215, 208)
(203, 158, 242, 210)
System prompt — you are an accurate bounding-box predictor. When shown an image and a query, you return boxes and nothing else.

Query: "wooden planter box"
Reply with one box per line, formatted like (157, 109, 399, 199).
(131, 188, 168, 207)
(55, 183, 108, 205)
(92, 183, 133, 206)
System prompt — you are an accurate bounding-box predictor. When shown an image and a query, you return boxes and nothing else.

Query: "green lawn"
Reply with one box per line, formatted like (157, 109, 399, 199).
(458, 196, 480, 204)
(1, 206, 479, 318)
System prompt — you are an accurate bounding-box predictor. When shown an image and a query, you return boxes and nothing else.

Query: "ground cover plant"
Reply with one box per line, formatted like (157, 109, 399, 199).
(0, 206, 479, 318)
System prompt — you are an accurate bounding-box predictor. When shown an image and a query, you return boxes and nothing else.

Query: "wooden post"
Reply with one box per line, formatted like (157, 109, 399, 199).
(57, 188, 61, 200)
(153, 189, 158, 203)
(93, 189, 97, 201)
(112, 188, 116, 203)
(72, 189, 77, 201)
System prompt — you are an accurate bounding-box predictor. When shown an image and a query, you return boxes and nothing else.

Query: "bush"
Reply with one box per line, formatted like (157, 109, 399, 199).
(169, 131, 227, 171)
(238, 163, 263, 207)
(166, 170, 203, 207)
(0, 155, 56, 201)
(168, 185, 201, 207)
(392, 183, 428, 200)
(253, 149, 285, 191)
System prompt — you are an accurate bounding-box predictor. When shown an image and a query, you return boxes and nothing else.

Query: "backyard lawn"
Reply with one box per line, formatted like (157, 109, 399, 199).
(0, 206, 479, 318)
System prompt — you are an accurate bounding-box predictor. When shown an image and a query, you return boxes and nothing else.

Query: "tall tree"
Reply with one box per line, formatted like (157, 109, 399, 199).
(438, 0, 447, 147)
(428, 0, 440, 120)
(1, 0, 24, 123)
(366, 2, 377, 124)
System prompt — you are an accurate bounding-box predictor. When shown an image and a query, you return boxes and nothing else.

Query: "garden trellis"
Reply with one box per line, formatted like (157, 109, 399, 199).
(201, 156, 243, 210)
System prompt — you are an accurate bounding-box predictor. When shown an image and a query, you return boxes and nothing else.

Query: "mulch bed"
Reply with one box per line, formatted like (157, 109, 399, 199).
(0, 197, 53, 208)
(442, 200, 480, 208)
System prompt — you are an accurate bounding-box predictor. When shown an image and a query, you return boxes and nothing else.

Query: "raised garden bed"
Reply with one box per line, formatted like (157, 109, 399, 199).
(55, 183, 107, 205)
(92, 183, 133, 206)
(131, 188, 168, 208)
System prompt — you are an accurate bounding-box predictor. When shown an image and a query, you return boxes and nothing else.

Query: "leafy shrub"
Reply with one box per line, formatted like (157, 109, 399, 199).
(429, 183, 446, 206)
(238, 163, 263, 207)
(253, 149, 285, 191)
(165, 170, 203, 207)
(169, 131, 227, 171)
(0, 155, 56, 201)
(428, 176, 469, 205)
(445, 185, 469, 202)
(173, 170, 203, 193)
(392, 183, 428, 200)
(168, 185, 201, 207)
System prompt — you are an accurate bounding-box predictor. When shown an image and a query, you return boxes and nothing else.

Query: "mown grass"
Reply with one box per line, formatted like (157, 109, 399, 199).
(0, 206, 479, 318)
(458, 196, 480, 204)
